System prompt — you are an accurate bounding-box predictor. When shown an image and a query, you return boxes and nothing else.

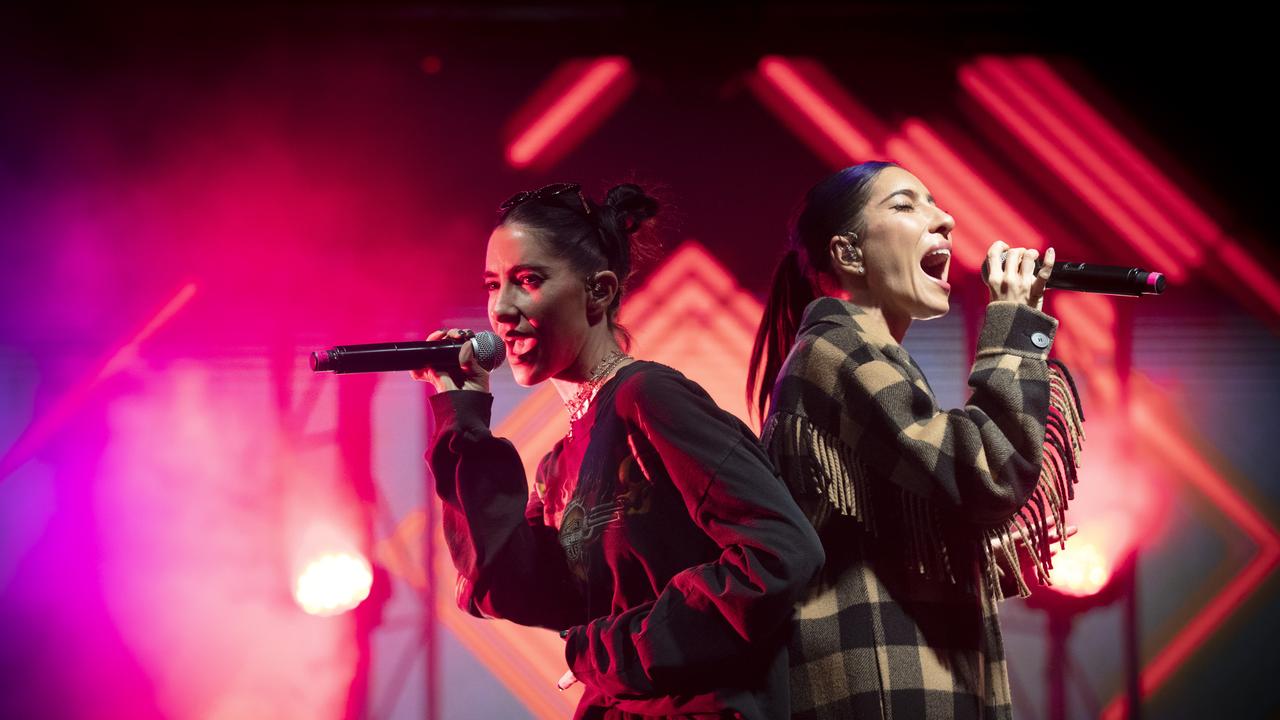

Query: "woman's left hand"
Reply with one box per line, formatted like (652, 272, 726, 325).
(992, 519, 1077, 557)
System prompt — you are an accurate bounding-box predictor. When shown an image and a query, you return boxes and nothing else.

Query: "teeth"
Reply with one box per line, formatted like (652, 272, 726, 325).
(926, 248, 950, 258)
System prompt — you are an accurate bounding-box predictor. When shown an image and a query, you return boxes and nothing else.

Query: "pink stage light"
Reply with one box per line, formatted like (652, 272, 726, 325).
(294, 552, 374, 617)
(505, 57, 634, 170)
(0, 282, 197, 482)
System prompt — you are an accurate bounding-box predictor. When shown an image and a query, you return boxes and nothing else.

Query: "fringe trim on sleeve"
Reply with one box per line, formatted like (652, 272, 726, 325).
(766, 360, 1085, 601)
(983, 361, 1086, 600)
(762, 413, 876, 536)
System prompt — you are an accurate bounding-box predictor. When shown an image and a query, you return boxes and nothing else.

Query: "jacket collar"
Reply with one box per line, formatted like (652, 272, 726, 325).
(798, 296, 898, 347)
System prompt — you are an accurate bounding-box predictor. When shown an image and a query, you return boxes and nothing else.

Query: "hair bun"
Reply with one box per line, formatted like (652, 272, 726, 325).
(603, 183, 659, 234)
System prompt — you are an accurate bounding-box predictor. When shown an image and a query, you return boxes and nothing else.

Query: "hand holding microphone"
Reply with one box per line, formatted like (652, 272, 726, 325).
(410, 328, 493, 393)
(984, 242, 1055, 312)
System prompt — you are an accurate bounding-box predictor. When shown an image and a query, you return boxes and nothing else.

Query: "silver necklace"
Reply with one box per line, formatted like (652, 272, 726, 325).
(564, 350, 631, 438)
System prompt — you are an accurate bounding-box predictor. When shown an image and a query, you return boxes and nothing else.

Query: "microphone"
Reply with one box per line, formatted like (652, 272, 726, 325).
(983, 254, 1166, 296)
(310, 331, 506, 374)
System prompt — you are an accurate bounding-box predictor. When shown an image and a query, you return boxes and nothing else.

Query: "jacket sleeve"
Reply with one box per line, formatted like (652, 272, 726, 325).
(562, 370, 825, 700)
(808, 301, 1062, 525)
(426, 389, 585, 630)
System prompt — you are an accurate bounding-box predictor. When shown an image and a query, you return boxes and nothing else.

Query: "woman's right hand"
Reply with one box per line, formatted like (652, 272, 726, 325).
(409, 328, 491, 394)
(985, 241, 1055, 312)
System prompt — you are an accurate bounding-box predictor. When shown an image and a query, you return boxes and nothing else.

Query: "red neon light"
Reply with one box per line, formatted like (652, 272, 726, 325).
(0, 282, 197, 481)
(976, 59, 1202, 266)
(959, 64, 1189, 280)
(1014, 58, 1220, 243)
(505, 57, 632, 169)
(972, 57, 1280, 323)
(756, 57, 875, 162)
(1215, 236, 1280, 319)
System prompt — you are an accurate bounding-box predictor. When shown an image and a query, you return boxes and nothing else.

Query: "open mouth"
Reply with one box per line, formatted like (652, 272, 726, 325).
(506, 335, 537, 361)
(920, 247, 951, 285)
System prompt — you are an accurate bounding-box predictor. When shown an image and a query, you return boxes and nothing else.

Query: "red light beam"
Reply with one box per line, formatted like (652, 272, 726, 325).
(0, 282, 198, 481)
(959, 60, 1190, 279)
(753, 57, 879, 164)
(505, 57, 634, 170)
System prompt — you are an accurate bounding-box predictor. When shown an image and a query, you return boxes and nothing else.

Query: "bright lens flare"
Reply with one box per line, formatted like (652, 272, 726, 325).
(1048, 542, 1112, 597)
(293, 552, 373, 616)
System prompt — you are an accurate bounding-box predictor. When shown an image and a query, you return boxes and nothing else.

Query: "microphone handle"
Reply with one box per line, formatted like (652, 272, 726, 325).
(311, 341, 470, 374)
(1047, 262, 1165, 296)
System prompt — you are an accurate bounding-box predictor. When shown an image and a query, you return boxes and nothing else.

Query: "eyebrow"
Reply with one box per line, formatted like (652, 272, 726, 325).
(483, 263, 553, 279)
(879, 188, 936, 205)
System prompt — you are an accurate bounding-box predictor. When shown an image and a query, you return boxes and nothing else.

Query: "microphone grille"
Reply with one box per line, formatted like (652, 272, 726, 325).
(469, 331, 506, 371)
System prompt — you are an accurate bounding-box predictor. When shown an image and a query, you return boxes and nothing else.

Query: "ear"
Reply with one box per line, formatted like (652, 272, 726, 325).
(585, 270, 620, 321)
(828, 234, 864, 276)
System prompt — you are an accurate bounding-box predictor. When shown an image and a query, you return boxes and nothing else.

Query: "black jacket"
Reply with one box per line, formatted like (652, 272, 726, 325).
(428, 361, 825, 719)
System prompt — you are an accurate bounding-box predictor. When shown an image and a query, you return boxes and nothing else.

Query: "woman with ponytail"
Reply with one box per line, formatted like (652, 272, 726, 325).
(415, 182, 823, 719)
(749, 164, 1085, 719)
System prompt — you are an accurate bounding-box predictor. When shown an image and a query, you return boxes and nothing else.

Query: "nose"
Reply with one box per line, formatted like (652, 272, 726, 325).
(489, 282, 520, 327)
(930, 206, 955, 236)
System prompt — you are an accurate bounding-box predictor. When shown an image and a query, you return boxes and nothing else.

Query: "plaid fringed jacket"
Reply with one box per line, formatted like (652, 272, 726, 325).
(763, 298, 1084, 720)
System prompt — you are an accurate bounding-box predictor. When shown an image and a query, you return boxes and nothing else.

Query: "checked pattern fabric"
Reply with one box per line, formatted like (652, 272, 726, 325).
(763, 297, 1084, 719)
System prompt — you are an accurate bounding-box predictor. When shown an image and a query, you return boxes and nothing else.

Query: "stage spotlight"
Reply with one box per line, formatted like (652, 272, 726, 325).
(1048, 541, 1112, 598)
(293, 552, 373, 617)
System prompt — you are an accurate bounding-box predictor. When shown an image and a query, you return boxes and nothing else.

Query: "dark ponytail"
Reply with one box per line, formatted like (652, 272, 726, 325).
(747, 161, 898, 420)
(747, 249, 816, 420)
(498, 181, 660, 347)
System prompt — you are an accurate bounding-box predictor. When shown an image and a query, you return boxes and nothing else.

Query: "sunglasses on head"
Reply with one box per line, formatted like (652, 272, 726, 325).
(499, 182, 591, 215)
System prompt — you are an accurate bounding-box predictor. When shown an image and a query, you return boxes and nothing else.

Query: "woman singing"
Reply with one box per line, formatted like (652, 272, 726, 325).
(415, 182, 824, 719)
(748, 163, 1084, 719)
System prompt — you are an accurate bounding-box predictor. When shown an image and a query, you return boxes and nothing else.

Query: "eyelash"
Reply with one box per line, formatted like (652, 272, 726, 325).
(892, 203, 915, 212)
(484, 275, 543, 291)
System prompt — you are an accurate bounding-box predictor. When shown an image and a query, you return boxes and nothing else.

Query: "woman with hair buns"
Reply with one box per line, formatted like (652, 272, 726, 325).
(414, 182, 824, 719)
(748, 163, 1084, 719)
